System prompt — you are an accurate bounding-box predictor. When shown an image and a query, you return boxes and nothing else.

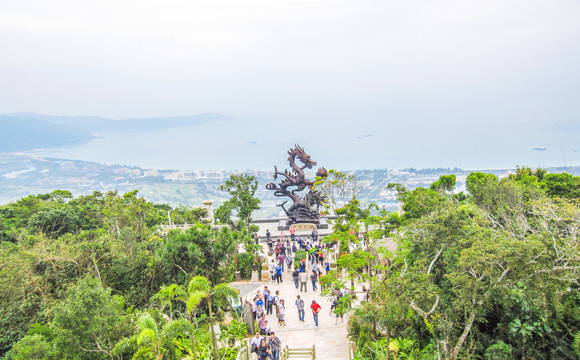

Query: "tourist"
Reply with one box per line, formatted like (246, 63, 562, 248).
(256, 294, 264, 309)
(258, 315, 267, 335)
(312, 229, 318, 241)
(257, 338, 271, 360)
(267, 332, 282, 360)
(266, 229, 271, 241)
(275, 263, 283, 283)
(334, 297, 344, 325)
(251, 332, 263, 354)
(277, 253, 285, 272)
(266, 290, 274, 315)
(285, 253, 293, 272)
(292, 267, 300, 289)
(299, 271, 308, 292)
(299, 259, 306, 273)
(324, 260, 330, 274)
(269, 260, 276, 281)
(290, 227, 295, 242)
(278, 299, 286, 326)
(310, 270, 318, 291)
(291, 242, 297, 253)
(252, 297, 257, 320)
(295, 295, 305, 322)
(330, 292, 341, 315)
(262, 319, 271, 335)
(274, 291, 280, 318)
(256, 303, 264, 320)
(286, 240, 292, 254)
(310, 300, 321, 327)
(312, 261, 319, 276)
(319, 274, 326, 292)
(280, 243, 286, 256)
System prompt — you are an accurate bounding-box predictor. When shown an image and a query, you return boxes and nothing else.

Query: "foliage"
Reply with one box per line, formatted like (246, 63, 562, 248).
(0, 190, 244, 357)
(215, 174, 261, 231)
(429, 174, 456, 192)
(347, 169, 580, 360)
(293, 249, 307, 268)
(313, 169, 362, 212)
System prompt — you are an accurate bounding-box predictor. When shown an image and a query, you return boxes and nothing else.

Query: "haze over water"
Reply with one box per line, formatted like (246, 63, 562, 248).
(34, 116, 579, 171)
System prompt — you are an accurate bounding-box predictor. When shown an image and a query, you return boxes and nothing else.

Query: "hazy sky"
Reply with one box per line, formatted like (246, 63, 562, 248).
(2, 0, 580, 169)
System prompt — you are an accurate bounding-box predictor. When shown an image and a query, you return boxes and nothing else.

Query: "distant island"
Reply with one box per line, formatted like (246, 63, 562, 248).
(0, 112, 234, 152)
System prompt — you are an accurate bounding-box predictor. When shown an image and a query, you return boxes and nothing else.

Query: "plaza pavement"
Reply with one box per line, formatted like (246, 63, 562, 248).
(232, 247, 350, 360)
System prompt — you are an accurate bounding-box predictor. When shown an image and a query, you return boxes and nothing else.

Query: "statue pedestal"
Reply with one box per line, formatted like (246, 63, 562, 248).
(251, 270, 259, 282)
(261, 262, 271, 282)
(289, 223, 317, 234)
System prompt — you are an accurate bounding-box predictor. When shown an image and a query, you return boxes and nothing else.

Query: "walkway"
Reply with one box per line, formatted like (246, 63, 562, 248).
(232, 245, 350, 360)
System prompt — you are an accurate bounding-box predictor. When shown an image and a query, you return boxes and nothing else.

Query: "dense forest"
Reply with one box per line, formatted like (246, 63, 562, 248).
(0, 183, 258, 360)
(0, 168, 579, 359)
(344, 168, 580, 359)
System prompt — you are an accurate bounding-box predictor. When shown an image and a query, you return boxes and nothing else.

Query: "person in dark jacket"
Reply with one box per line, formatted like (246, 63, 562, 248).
(257, 338, 270, 360)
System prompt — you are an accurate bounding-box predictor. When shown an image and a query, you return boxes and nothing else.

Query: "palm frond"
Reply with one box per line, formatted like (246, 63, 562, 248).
(138, 314, 159, 334)
(112, 337, 137, 357)
(186, 290, 207, 315)
(137, 328, 156, 346)
(162, 318, 194, 340)
(188, 276, 211, 293)
(212, 283, 239, 300)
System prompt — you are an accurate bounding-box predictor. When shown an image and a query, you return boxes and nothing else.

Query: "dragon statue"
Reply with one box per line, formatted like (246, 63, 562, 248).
(266, 145, 327, 225)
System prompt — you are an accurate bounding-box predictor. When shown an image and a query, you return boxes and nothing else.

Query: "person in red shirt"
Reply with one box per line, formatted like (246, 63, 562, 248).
(310, 300, 321, 326)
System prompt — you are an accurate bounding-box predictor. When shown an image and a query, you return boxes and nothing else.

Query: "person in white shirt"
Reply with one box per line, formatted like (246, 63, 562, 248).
(250, 332, 263, 354)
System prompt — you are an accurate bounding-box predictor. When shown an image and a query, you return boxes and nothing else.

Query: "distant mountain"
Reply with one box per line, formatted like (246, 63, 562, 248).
(6, 112, 116, 132)
(6, 112, 235, 132)
(0, 112, 235, 152)
(0, 116, 94, 152)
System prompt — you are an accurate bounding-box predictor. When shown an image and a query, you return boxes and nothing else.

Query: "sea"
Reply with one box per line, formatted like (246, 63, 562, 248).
(31, 119, 579, 172)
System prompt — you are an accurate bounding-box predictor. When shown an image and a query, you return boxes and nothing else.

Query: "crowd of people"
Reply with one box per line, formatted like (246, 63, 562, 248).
(249, 228, 351, 360)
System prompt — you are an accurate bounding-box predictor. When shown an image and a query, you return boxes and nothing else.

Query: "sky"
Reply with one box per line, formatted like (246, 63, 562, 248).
(1, 0, 580, 170)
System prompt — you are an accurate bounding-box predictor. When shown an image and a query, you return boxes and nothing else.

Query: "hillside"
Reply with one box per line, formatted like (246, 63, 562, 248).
(4, 112, 235, 132)
(0, 116, 94, 152)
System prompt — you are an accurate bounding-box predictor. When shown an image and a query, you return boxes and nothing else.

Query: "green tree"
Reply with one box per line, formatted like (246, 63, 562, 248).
(151, 284, 183, 320)
(429, 174, 457, 192)
(113, 313, 192, 360)
(215, 174, 260, 231)
(155, 224, 242, 285)
(186, 276, 239, 360)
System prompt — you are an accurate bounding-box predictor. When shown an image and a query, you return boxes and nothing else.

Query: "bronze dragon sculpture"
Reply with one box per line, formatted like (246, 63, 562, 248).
(266, 145, 327, 225)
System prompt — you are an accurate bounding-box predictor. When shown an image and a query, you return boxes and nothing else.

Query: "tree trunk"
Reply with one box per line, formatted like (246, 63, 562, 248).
(449, 310, 477, 360)
(191, 335, 197, 360)
(208, 295, 219, 360)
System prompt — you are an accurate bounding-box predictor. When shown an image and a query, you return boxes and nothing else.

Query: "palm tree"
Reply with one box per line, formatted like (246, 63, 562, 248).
(113, 313, 193, 360)
(152, 284, 183, 320)
(186, 276, 239, 360)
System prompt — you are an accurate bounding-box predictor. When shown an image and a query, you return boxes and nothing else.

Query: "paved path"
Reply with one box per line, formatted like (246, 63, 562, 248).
(232, 247, 350, 360)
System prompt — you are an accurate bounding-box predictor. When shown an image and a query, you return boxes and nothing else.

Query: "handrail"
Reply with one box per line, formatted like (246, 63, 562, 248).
(348, 337, 355, 360)
(281, 345, 316, 360)
(236, 338, 251, 360)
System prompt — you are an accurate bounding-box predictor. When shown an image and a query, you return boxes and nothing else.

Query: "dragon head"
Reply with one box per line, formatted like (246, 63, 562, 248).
(316, 167, 328, 178)
(288, 145, 317, 169)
